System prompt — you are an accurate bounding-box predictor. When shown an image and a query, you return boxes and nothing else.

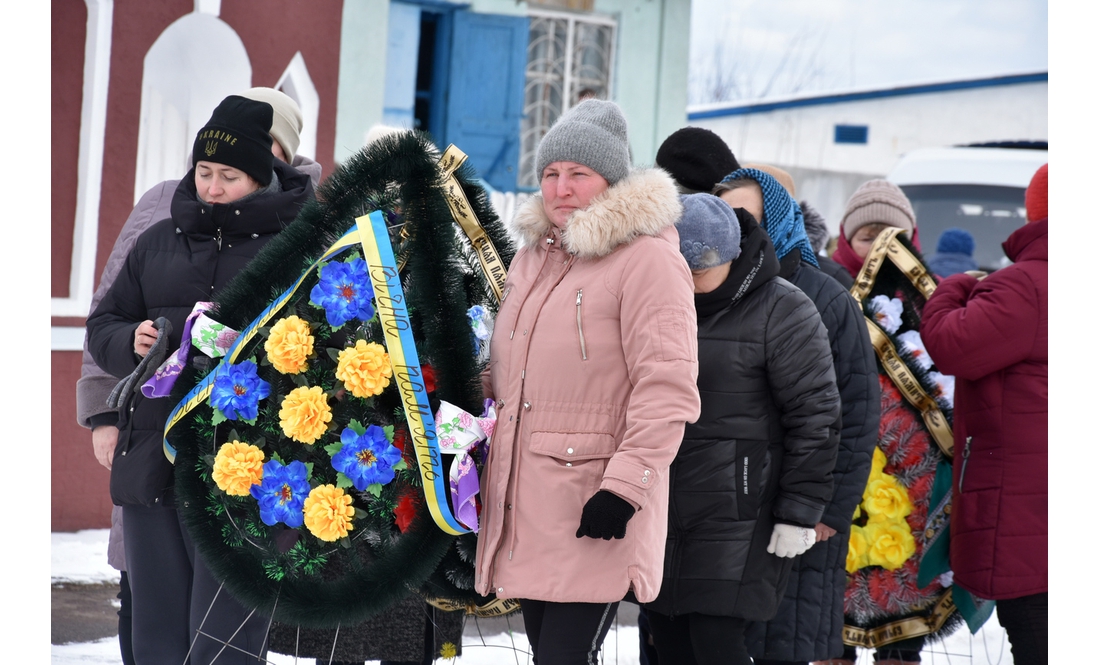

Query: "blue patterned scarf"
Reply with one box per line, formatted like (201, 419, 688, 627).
(721, 167, 819, 267)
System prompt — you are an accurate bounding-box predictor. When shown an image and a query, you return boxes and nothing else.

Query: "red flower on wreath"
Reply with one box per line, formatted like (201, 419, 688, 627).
(421, 364, 437, 393)
(394, 490, 419, 533)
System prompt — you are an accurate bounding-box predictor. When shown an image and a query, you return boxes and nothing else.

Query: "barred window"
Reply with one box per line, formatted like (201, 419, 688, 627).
(519, 10, 616, 189)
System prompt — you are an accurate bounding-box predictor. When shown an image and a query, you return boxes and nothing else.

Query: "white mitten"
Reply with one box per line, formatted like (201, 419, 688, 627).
(767, 523, 816, 558)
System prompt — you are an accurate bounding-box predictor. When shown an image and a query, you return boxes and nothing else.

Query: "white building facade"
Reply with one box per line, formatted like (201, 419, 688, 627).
(688, 72, 1047, 232)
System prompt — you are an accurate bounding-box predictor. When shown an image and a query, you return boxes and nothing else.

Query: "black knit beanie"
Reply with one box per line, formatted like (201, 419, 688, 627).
(655, 127, 740, 194)
(192, 95, 275, 187)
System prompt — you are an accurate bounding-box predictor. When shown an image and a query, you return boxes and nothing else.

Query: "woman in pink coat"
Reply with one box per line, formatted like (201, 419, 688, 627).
(474, 99, 702, 663)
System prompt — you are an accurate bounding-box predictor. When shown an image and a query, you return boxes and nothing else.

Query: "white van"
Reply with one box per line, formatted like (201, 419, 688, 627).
(886, 143, 1047, 271)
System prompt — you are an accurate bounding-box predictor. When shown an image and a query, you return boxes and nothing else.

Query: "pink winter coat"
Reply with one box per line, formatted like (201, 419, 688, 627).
(474, 168, 702, 604)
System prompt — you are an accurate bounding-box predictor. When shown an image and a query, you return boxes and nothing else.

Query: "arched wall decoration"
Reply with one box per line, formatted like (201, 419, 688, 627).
(275, 52, 320, 161)
(132, 11, 251, 204)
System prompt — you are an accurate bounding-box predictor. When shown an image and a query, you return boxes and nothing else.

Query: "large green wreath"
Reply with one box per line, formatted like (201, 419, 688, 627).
(167, 131, 515, 628)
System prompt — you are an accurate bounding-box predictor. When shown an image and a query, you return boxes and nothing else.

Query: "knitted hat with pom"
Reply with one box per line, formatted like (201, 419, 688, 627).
(936, 228, 976, 256)
(840, 179, 915, 240)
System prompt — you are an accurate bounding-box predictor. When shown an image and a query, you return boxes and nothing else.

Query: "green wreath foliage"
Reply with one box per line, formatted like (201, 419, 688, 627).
(168, 131, 514, 628)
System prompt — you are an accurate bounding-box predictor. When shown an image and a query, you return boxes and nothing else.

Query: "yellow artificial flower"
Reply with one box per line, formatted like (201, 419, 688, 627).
(211, 441, 265, 496)
(862, 474, 913, 521)
(279, 385, 333, 444)
(303, 484, 355, 542)
(846, 525, 870, 573)
(863, 517, 916, 570)
(440, 642, 458, 659)
(335, 340, 393, 398)
(869, 446, 888, 481)
(264, 315, 314, 375)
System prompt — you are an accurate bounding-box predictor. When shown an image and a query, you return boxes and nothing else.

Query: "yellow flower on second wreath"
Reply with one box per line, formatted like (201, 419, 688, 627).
(279, 385, 333, 444)
(869, 446, 888, 481)
(439, 642, 458, 660)
(303, 484, 355, 542)
(211, 441, 265, 496)
(862, 474, 913, 521)
(265, 315, 314, 375)
(846, 525, 870, 573)
(863, 516, 916, 570)
(335, 340, 393, 398)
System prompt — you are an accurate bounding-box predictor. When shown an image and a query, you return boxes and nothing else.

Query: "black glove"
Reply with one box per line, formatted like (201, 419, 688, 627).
(576, 490, 636, 540)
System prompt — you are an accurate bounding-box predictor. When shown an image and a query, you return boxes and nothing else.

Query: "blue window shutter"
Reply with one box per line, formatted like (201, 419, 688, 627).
(444, 11, 529, 192)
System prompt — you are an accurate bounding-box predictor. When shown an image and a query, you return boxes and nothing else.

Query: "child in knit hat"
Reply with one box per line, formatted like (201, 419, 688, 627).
(833, 179, 920, 278)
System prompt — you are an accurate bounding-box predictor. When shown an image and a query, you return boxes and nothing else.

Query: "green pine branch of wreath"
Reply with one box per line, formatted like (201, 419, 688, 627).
(168, 130, 515, 628)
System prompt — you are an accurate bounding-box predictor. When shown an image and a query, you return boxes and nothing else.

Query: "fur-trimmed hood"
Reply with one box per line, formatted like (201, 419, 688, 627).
(510, 168, 682, 259)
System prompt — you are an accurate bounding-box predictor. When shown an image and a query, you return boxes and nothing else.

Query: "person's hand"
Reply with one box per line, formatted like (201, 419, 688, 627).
(92, 425, 119, 470)
(963, 270, 989, 281)
(134, 320, 159, 357)
(814, 522, 837, 543)
(576, 490, 636, 540)
(767, 523, 816, 558)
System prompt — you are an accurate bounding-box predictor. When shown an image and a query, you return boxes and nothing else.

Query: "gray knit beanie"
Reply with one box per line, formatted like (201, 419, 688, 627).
(535, 99, 631, 185)
(675, 194, 742, 269)
(841, 179, 915, 240)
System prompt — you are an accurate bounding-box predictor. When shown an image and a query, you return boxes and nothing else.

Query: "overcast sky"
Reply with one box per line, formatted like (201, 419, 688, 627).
(688, 0, 1048, 105)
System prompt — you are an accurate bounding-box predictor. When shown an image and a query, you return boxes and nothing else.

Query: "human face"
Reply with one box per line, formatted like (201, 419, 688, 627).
(540, 161, 610, 229)
(690, 262, 732, 294)
(195, 161, 261, 204)
(850, 225, 883, 260)
(718, 184, 764, 224)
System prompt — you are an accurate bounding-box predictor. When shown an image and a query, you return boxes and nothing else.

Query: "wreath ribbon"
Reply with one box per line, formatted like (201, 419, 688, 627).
(850, 227, 954, 458)
(437, 145, 508, 300)
(843, 588, 956, 648)
(355, 210, 471, 536)
(864, 320, 955, 458)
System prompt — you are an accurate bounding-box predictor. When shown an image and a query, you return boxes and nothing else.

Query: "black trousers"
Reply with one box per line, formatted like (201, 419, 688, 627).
(645, 610, 751, 665)
(519, 599, 619, 665)
(997, 592, 1047, 665)
(123, 503, 270, 665)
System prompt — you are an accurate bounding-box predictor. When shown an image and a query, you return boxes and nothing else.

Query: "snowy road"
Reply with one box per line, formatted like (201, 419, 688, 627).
(52, 529, 1012, 664)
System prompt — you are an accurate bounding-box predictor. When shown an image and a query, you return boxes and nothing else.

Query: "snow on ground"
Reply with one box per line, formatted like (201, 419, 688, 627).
(53, 529, 1013, 664)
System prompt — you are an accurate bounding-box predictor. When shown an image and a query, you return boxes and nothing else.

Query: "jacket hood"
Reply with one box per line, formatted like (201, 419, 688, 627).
(695, 214, 780, 317)
(172, 159, 313, 243)
(1003, 218, 1047, 263)
(509, 168, 682, 259)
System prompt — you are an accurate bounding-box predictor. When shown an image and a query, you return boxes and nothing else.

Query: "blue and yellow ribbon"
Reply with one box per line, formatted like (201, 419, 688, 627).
(355, 210, 469, 535)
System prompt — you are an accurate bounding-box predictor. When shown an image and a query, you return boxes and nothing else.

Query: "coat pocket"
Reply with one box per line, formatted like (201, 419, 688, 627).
(529, 431, 616, 462)
(110, 429, 174, 507)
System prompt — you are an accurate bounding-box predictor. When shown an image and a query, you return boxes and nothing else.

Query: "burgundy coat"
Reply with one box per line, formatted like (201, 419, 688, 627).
(920, 219, 1047, 600)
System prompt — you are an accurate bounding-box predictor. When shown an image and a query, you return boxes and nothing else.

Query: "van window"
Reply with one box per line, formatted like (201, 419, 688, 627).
(900, 184, 1028, 271)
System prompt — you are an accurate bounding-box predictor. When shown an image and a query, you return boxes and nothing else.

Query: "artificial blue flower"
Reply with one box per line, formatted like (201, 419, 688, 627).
(332, 425, 403, 491)
(309, 258, 376, 328)
(250, 460, 310, 527)
(210, 360, 271, 421)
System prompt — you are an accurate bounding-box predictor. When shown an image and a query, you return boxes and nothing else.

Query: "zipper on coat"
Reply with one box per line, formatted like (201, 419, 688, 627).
(957, 436, 972, 492)
(215, 227, 223, 250)
(576, 289, 587, 360)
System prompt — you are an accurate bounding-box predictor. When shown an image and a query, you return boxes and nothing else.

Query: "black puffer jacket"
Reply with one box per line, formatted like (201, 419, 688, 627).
(86, 161, 312, 505)
(744, 252, 881, 661)
(645, 215, 841, 621)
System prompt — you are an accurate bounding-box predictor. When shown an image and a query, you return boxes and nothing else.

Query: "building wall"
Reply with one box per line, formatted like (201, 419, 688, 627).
(691, 79, 1047, 234)
(693, 81, 1047, 176)
(596, 0, 691, 164)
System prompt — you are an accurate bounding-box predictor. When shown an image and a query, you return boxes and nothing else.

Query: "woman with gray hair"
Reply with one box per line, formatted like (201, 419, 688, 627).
(475, 99, 701, 663)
